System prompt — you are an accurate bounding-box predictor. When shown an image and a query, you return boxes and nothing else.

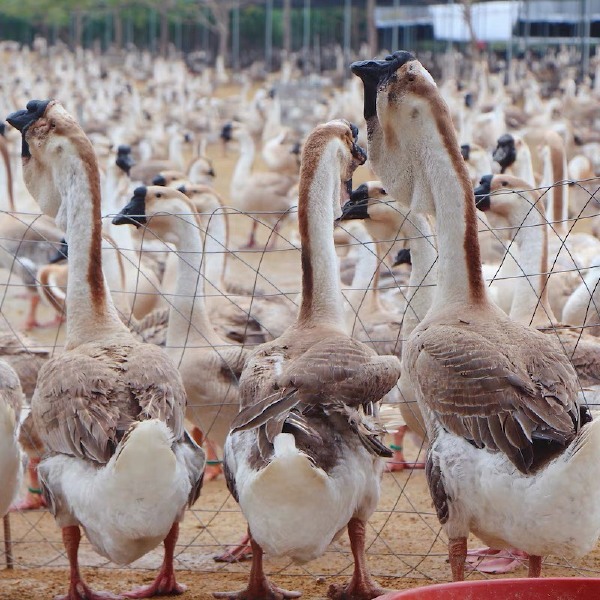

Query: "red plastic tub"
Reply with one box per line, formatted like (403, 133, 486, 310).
(375, 578, 600, 600)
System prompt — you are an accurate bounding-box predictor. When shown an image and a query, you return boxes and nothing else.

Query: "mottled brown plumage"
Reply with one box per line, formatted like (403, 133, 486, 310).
(34, 336, 186, 465)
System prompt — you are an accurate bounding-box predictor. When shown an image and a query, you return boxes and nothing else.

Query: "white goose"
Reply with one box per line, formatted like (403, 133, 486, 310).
(0, 360, 25, 517)
(352, 51, 600, 581)
(7, 99, 204, 599)
(215, 120, 401, 600)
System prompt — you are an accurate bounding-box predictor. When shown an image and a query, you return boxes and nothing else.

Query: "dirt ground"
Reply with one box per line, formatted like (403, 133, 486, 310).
(1, 78, 600, 600)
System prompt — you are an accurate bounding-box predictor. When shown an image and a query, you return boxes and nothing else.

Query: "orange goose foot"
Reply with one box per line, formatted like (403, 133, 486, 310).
(56, 526, 123, 600)
(327, 518, 392, 600)
(123, 523, 186, 598)
(214, 532, 252, 563)
(466, 547, 528, 574)
(214, 536, 300, 600)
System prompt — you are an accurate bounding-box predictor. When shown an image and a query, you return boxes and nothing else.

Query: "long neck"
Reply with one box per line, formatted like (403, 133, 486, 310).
(231, 132, 255, 197)
(402, 213, 437, 337)
(418, 112, 486, 309)
(297, 145, 346, 329)
(165, 209, 222, 363)
(344, 228, 378, 321)
(59, 159, 128, 349)
(507, 201, 557, 327)
(201, 207, 228, 290)
(513, 145, 535, 188)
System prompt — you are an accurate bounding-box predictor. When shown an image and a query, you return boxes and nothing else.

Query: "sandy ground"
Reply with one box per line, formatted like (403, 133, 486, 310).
(1, 80, 600, 599)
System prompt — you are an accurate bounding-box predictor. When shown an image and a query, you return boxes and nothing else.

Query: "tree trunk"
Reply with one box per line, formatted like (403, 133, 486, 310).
(73, 11, 83, 49)
(283, 0, 292, 55)
(114, 8, 123, 50)
(159, 10, 169, 56)
(367, 0, 377, 56)
(218, 13, 230, 66)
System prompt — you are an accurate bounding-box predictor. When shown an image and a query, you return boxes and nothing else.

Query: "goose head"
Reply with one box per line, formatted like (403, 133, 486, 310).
(493, 133, 517, 172)
(152, 169, 187, 187)
(220, 120, 248, 145)
(178, 183, 223, 214)
(113, 185, 195, 245)
(350, 50, 417, 121)
(393, 247, 412, 267)
(475, 173, 542, 228)
(303, 119, 366, 221)
(339, 181, 406, 242)
(7, 99, 97, 227)
(115, 144, 135, 175)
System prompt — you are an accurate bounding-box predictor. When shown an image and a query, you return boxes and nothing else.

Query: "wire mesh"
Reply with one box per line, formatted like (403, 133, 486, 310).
(2, 176, 600, 593)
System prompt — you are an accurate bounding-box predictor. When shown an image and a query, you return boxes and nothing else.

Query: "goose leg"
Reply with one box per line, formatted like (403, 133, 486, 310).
(11, 457, 48, 511)
(55, 526, 123, 600)
(213, 531, 253, 563)
(123, 523, 186, 598)
(528, 555, 542, 578)
(448, 537, 467, 582)
(327, 518, 390, 600)
(385, 427, 426, 472)
(241, 222, 259, 249)
(213, 535, 300, 599)
(204, 439, 223, 481)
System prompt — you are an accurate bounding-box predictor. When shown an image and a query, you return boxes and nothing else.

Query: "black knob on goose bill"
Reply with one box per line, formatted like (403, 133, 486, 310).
(113, 186, 147, 227)
(6, 99, 51, 132)
(393, 248, 412, 267)
(350, 51, 415, 120)
(474, 174, 493, 212)
(339, 195, 370, 222)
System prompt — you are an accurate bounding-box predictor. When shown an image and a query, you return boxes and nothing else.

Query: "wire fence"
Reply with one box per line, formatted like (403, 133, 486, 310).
(2, 176, 600, 590)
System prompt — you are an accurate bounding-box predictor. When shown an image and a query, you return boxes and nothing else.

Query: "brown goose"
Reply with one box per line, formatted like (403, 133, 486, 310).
(352, 51, 600, 581)
(215, 120, 401, 600)
(7, 99, 204, 600)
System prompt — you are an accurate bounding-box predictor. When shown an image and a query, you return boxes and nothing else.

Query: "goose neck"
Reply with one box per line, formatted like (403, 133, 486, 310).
(163, 210, 222, 361)
(59, 156, 128, 349)
(507, 201, 557, 326)
(231, 132, 255, 195)
(402, 212, 437, 337)
(297, 146, 346, 329)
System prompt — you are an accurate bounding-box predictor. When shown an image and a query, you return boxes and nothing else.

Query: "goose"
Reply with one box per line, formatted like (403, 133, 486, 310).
(175, 182, 298, 345)
(492, 133, 536, 187)
(562, 260, 600, 337)
(214, 120, 401, 600)
(0, 207, 66, 330)
(220, 121, 297, 249)
(7, 99, 205, 599)
(338, 183, 434, 471)
(476, 175, 600, 390)
(113, 186, 248, 481)
(0, 321, 52, 512)
(352, 51, 600, 581)
(0, 359, 25, 519)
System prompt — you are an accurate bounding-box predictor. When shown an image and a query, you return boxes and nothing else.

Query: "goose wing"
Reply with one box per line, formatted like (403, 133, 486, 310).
(409, 323, 581, 474)
(233, 335, 400, 458)
(33, 343, 187, 465)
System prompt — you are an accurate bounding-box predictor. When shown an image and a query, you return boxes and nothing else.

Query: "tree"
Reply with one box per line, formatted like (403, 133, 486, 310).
(366, 0, 376, 56)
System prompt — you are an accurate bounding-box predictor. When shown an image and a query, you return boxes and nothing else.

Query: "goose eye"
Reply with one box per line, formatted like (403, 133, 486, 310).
(50, 120, 56, 128)
(501, 181, 508, 187)
(156, 192, 162, 198)
(381, 190, 388, 196)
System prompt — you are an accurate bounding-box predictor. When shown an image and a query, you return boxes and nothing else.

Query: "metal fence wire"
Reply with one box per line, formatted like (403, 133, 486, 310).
(2, 176, 600, 589)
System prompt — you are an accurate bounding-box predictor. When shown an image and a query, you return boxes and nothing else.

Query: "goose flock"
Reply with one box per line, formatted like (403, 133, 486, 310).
(1, 41, 600, 599)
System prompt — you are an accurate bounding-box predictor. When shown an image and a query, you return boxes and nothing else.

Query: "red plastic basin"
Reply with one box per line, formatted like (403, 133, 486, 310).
(375, 578, 600, 600)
